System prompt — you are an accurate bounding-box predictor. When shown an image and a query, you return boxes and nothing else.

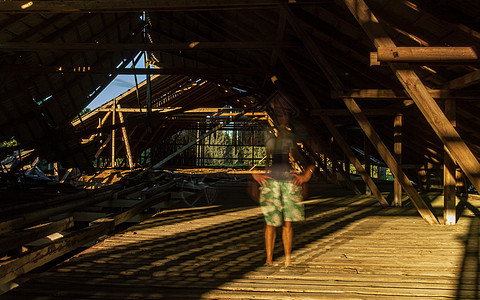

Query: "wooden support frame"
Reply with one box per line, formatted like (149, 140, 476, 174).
(343, 97, 437, 223)
(344, 0, 480, 205)
(150, 106, 262, 170)
(283, 3, 438, 222)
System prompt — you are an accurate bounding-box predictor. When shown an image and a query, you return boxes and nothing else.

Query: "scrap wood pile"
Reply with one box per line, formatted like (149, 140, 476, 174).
(0, 168, 246, 290)
(0, 170, 177, 289)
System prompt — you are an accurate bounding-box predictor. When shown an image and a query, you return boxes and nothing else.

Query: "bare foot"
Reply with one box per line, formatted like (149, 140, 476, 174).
(284, 257, 291, 267)
(265, 259, 273, 265)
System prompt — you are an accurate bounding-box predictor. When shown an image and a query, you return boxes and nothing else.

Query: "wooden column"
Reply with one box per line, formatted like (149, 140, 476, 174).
(444, 100, 456, 225)
(364, 134, 371, 195)
(111, 100, 116, 168)
(117, 105, 134, 170)
(344, 0, 480, 205)
(394, 114, 402, 207)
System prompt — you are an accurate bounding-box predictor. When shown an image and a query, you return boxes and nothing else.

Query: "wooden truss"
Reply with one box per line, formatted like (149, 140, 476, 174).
(282, 2, 439, 224)
(343, 0, 480, 225)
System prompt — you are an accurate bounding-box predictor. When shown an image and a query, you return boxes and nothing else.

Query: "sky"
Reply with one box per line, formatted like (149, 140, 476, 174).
(86, 74, 146, 109)
(86, 53, 147, 110)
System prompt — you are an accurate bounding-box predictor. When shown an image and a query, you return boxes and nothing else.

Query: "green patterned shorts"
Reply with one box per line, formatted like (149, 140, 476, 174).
(259, 179, 304, 227)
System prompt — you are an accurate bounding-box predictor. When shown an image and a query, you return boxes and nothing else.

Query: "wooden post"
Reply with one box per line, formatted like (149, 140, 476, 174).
(394, 114, 402, 207)
(444, 100, 456, 225)
(53, 162, 59, 181)
(111, 100, 116, 168)
(117, 105, 134, 170)
(364, 134, 371, 195)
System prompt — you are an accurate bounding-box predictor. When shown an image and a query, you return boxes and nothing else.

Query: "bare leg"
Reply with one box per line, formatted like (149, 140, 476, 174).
(282, 221, 293, 267)
(265, 224, 276, 265)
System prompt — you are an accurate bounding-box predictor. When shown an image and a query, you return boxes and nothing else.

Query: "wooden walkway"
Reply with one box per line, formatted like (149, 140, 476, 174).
(3, 184, 480, 299)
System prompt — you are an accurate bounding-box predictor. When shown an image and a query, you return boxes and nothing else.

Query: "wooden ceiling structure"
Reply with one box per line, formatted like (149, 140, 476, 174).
(2, 0, 480, 224)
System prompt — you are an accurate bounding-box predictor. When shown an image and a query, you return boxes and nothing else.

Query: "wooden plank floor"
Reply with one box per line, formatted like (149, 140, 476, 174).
(3, 183, 480, 299)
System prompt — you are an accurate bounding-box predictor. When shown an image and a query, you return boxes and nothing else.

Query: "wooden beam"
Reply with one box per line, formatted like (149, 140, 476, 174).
(332, 89, 480, 100)
(95, 135, 112, 159)
(374, 47, 478, 63)
(86, 111, 112, 142)
(282, 3, 343, 91)
(0, 217, 74, 254)
(0, 41, 298, 52)
(443, 69, 480, 90)
(444, 100, 457, 225)
(310, 108, 397, 116)
(117, 105, 134, 170)
(269, 8, 287, 67)
(0, 0, 317, 13)
(0, 188, 118, 235)
(4, 65, 276, 75)
(393, 114, 402, 207)
(0, 219, 114, 285)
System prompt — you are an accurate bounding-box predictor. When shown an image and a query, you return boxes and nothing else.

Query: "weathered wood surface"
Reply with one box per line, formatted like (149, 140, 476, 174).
(2, 184, 479, 299)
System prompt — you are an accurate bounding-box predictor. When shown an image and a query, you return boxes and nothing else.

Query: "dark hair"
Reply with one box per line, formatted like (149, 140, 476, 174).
(267, 92, 298, 122)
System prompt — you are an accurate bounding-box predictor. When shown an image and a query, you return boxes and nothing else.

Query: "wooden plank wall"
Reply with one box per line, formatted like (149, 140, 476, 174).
(2, 183, 479, 299)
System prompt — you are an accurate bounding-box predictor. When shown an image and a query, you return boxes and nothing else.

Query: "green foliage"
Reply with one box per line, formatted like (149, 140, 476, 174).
(73, 108, 92, 121)
(79, 108, 91, 116)
(169, 128, 268, 167)
(1, 138, 18, 148)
